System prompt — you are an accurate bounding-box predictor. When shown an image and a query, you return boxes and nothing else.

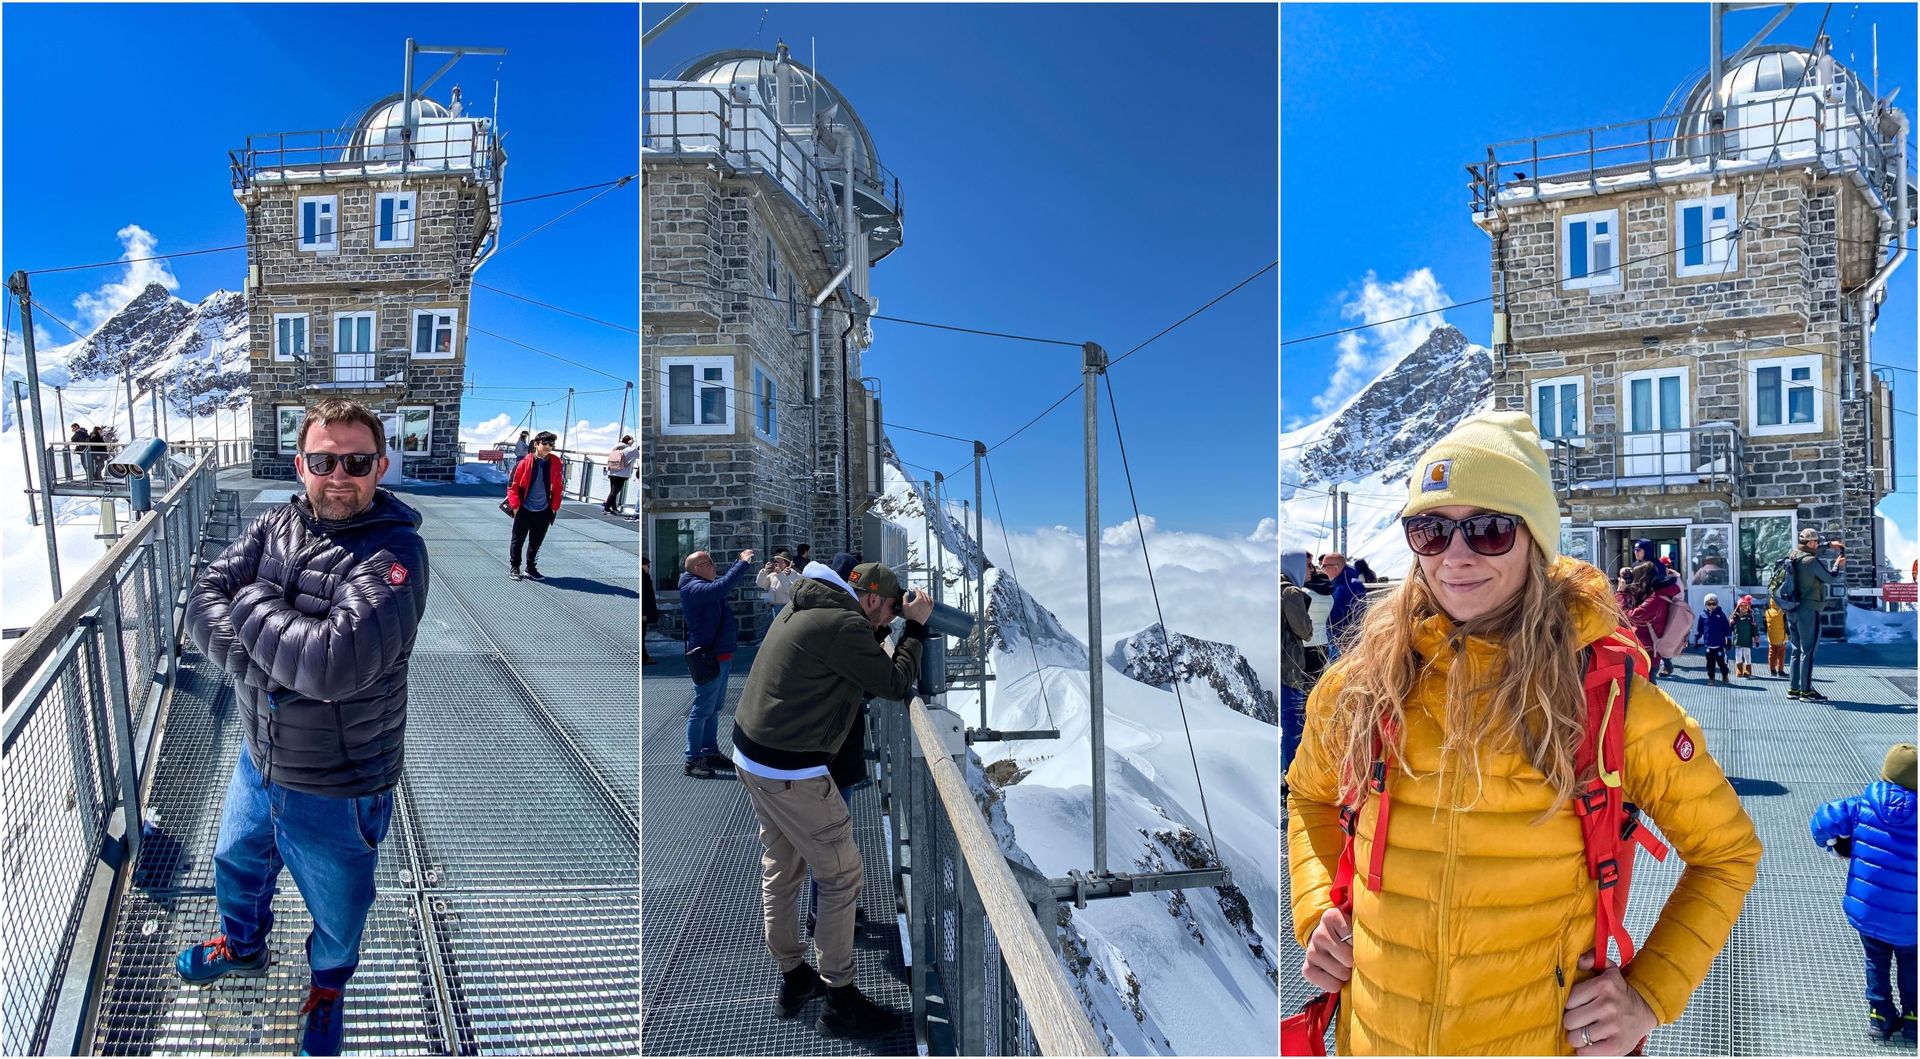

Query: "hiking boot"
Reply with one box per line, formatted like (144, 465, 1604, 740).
(700, 753, 735, 771)
(526, 564, 545, 580)
(509, 565, 522, 581)
(776, 962, 828, 1019)
(176, 934, 269, 983)
(817, 982, 903, 1040)
(295, 983, 345, 1056)
(684, 761, 716, 778)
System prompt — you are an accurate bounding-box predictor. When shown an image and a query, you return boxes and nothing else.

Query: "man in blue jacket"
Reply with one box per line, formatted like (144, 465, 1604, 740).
(1321, 553, 1369, 658)
(1812, 743, 1918, 1042)
(680, 548, 755, 777)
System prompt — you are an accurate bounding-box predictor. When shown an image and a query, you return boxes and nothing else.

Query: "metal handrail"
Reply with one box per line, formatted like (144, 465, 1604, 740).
(231, 121, 497, 189)
(868, 693, 1103, 1056)
(1543, 423, 1745, 499)
(1, 448, 222, 1055)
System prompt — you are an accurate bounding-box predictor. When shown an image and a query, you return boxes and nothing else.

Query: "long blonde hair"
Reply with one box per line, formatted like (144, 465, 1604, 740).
(1321, 549, 1623, 819)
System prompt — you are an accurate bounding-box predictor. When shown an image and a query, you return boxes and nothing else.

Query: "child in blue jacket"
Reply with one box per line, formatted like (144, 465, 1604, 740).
(1812, 743, 1919, 1042)
(1694, 592, 1732, 683)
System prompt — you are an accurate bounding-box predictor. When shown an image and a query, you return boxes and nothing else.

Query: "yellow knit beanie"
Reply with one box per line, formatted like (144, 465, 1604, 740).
(1883, 743, 1917, 791)
(1402, 410, 1563, 562)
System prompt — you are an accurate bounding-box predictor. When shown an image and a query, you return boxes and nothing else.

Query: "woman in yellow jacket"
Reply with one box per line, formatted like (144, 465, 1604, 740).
(1286, 412, 1762, 1056)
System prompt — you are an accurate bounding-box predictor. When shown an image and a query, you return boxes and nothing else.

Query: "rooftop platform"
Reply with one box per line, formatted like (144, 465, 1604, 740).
(640, 646, 915, 1056)
(1284, 640, 1920, 1055)
(87, 471, 639, 1055)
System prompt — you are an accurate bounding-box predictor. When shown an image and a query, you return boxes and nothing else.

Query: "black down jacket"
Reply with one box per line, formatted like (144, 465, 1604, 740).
(187, 489, 430, 796)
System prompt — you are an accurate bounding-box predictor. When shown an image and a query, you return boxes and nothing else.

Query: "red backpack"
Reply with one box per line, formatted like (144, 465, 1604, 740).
(1283, 629, 1671, 1056)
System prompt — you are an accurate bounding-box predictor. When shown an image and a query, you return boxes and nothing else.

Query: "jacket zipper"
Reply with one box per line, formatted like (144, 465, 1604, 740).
(1427, 763, 1463, 1052)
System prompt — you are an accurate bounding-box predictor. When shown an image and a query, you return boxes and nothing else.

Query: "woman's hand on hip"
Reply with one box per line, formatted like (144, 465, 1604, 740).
(1562, 951, 1658, 1055)
(1301, 905, 1354, 992)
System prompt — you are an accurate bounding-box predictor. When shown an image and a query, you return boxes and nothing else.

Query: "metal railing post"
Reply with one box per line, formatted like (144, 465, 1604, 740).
(956, 853, 987, 1054)
(907, 757, 931, 1043)
(95, 587, 142, 868)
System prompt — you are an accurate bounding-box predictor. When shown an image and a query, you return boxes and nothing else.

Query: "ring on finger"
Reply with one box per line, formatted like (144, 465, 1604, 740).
(1337, 933, 1351, 943)
(1580, 1027, 1592, 1047)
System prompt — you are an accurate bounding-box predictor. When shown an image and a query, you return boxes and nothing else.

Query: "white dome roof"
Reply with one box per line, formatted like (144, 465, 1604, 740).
(358, 97, 453, 156)
(1668, 46, 1872, 158)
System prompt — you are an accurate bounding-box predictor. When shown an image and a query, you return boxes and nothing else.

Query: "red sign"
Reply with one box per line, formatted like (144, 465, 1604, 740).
(1882, 583, 1918, 604)
(478, 449, 503, 462)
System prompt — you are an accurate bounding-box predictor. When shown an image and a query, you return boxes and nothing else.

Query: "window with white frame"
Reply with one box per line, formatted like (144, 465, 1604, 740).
(1532, 374, 1587, 444)
(1748, 354, 1822, 435)
(272, 313, 308, 361)
(752, 364, 779, 443)
(276, 405, 304, 454)
(374, 192, 416, 248)
(1675, 194, 1737, 276)
(1562, 209, 1620, 289)
(660, 356, 733, 435)
(298, 196, 337, 252)
(398, 406, 432, 455)
(412, 309, 458, 358)
(765, 235, 780, 296)
(334, 312, 376, 353)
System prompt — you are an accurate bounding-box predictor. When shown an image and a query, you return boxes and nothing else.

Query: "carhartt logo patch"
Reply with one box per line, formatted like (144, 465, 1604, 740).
(388, 562, 409, 586)
(1421, 459, 1453, 492)
(1673, 730, 1695, 762)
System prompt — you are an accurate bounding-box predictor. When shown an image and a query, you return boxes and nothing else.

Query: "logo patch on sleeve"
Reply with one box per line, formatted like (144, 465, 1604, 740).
(1673, 730, 1695, 762)
(387, 562, 409, 585)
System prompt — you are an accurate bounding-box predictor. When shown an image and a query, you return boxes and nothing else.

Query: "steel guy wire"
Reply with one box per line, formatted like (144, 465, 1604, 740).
(646, 277, 1083, 347)
(466, 324, 632, 384)
(27, 177, 639, 277)
(474, 283, 639, 334)
(983, 452, 1057, 731)
(1109, 260, 1276, 368)
(1100, 373, 1221, 867)
(500, 176, 634, 254)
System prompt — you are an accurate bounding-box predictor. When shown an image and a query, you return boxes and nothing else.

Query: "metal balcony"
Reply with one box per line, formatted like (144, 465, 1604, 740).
(1544, 424, 1746, 499)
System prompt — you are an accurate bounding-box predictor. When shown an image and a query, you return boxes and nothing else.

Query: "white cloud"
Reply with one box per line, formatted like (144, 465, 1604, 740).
(71, 225, 181, 332)
(458, 415, 631, 462)
(459, 413, 517, 452)
(981, 513, 1279, 695)
(1304, 268, 1451, 421)
(1880, 503, 1919, 579)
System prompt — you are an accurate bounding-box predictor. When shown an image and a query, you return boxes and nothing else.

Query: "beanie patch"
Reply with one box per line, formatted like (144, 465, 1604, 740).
(1421, 459, 1453, 493)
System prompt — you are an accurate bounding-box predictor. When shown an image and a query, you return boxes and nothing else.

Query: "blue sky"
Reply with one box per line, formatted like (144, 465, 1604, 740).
(646, 3, 1278, 537)
(1282, 3, 1919, 552)
(2, 3, 638, 438)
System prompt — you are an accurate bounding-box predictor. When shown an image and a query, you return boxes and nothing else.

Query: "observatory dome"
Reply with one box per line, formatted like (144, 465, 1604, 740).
(674, 50, 883, 178)
(1668, 45, 1874, 159)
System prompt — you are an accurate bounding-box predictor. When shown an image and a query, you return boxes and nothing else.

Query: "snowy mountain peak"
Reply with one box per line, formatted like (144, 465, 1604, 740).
(1282, 323, 1491, 495)
(1108, 623, 1276, 725)
(66, 283, 199, 381)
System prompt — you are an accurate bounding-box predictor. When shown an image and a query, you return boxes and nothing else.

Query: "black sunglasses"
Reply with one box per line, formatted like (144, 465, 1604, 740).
(301, 452, 379, 478)
(1402, 513, 1520, 557)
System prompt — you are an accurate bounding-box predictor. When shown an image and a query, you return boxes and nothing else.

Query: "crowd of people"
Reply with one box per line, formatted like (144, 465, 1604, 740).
(1284, 411, 1913, 1055)
(67, 422, 118, 481)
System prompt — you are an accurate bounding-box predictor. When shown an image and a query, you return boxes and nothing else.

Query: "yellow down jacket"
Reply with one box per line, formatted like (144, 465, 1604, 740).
(1286, 559, 1762, 1055)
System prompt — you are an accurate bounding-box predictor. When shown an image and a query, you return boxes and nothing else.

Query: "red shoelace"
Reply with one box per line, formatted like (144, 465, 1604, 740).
(300, 985, 343, 1019)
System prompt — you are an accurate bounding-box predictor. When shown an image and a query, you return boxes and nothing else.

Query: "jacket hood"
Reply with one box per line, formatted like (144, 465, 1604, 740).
(1876, 781, 1918, 823)
(1412, 556, 1623, 663)
(290, 488, 424, 535)
(792, 571, 862, 612)
(1281, 549, 1310, 585)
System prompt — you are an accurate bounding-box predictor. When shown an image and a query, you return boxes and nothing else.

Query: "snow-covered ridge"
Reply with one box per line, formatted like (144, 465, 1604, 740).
(1109, 623, 1276, 725)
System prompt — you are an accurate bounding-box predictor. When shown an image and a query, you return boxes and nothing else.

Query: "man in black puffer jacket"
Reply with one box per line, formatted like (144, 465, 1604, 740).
(176, 398, 429, 1057)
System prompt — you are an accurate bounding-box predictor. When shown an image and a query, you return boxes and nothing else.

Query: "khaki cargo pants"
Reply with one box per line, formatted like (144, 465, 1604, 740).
(736, 770, 864, 987)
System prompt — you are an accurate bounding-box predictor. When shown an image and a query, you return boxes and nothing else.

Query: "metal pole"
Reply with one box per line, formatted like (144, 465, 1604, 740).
(1082, 341, 1108, 876)
(13, 380, 40, 527)
(932, 473, 946, 606)
(54, 385, 70, 481)
(561, 387, 574, 451)
(159, 380, 170, 443)
(921, 481, 933, 596)
(98, 585, 143, 868)
(1339, 491, 1350, 554)
(974, 441, 987, 729)
(9, 273, 62, 599)
(617, 380, 632, 440)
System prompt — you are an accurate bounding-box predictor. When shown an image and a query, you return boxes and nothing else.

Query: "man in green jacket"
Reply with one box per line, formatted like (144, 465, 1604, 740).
(1788, 527, 1847, 701)
(731, 561, 931, 1039)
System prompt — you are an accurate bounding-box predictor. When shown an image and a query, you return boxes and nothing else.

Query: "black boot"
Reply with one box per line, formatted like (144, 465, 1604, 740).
(817, 982, 903, 1040)
(775, 963, 826, 1019)
(509, 564, 522, 581)
(526, 562, 544, 581)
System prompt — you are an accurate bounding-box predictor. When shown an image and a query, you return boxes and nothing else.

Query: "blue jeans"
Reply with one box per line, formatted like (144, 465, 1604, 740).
(1789, 606, 1823, 691)
(1281, 685, 1307, 782)
(1861, 932, 1916, 1026)
(212, 749, 393, 988)
(684, 656, 733, 762)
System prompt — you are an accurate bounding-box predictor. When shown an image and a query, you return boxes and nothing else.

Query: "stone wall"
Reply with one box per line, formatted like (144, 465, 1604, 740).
(643, 161, 876, 640)
(245, 173, 480, 482)
(1493, 168, 1882, 636)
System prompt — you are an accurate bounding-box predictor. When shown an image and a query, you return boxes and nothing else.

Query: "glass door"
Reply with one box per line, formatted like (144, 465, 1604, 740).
(380, 413, 404, 484)
(1623, 368, 1690, 479)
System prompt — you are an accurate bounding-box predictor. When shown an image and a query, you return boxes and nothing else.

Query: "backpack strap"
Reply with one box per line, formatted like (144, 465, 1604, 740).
(1573, 631, 1671, 973)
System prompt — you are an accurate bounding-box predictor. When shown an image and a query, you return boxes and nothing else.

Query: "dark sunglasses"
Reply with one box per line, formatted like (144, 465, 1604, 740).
(1402, 513, 1520, 557)
(301, 452, 379, 478)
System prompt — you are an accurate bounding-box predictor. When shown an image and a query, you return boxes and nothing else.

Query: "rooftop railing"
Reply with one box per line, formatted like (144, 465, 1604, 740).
(231, 119, 501, 190)
(1544, 423, 1746, 499)
(1, 447, 225, 1055)
(1470, 91, 1900, 214)
(867, 694, 1103, 1056)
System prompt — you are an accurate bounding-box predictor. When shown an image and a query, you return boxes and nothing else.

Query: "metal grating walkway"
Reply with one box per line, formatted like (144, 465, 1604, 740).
(1282, 641, 1920, 1056)
(640, 649, 916, 1056)
(90, 475, 640, 1055)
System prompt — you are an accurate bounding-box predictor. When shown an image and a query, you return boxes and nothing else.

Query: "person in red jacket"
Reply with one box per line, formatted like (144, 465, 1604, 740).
(506, 431, 565, 580)
(1616, 559, 1683, 685)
